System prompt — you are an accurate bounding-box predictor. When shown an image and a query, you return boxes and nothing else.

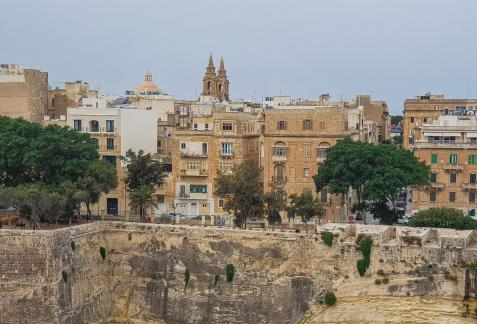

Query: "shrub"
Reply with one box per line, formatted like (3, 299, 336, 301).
(382, 277, 389, 284)
(62, 271, 68, 282)
(128, 233, 132, 241)
(357, 259, 369, 276)
(321, 231, 334, 247)
(375, 279, 382, 285)
(214, 274, 220, 286)
(359, 239, 373, 260)
(184, 269, 190, 288)
(408, 207, 477, 230)
(376, 269, 384, 276)
(226, 264, 235, 283)
(70, 241, 76, 251)
(99, 246, 106, 260)
(324, 292, 336, 306)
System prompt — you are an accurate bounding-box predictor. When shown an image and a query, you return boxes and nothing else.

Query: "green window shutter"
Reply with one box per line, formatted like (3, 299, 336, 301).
(431, 154, 438, 164)
(469, 155, 476, 165)
(450, 154, 458, 165)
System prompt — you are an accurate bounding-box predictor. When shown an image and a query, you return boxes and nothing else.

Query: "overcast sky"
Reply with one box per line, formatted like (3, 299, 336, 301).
(2, 0, 477, 114)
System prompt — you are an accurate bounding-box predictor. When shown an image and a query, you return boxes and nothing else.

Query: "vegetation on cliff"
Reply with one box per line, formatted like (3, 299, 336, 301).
(321, 231, 334, 247)
(357, 238, 373, 276)
(226, 264, 236, 283)
(408, 207, 477, 230)
(324, 292, 337, 306)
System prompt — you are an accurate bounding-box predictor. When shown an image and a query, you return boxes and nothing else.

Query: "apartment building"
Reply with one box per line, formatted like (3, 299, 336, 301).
(0, 64, 48, 122)
(67, 107, 157, 217)
(48, 80, 100, 119)
(171, 112, 261, 217)
(261, 107, 348, 221)
(411, 115, 477, 216)
(403, 93, 477, 149)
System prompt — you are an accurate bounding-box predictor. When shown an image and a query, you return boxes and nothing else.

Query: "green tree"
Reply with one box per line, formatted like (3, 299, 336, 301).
(129, 185, 157, 220)
(0, 117, 98, 187)
(287, 190, 324, 229)
(392, 135, 403, 147)
(368, 201, 399, 225)
(263, 183, 287, 228)
(408, 207, 477, 229)
(215, 160, 263, 228)
(122, 149, 164, 191)
(314, 138, 429, 223)
(391, 115, 403, 126)
(76, 160, 118, 219)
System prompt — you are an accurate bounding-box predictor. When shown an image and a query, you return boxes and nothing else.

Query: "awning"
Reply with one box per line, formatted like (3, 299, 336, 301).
(467, 133, 477, 137)
(423, 132, 461, 137)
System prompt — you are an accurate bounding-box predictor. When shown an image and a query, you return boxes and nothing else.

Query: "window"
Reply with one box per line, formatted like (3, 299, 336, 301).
(193, 123, 198, 130)
(179, 185, 186, 197)
(450, 173, 457, 184)
(181, 142, 187, 150)
(190, 185, 207, 193)
(430, 172, 437, 183)
(304, 144, 311, 157)
(222, 123, 233, 131)
(103, 155, 117, 168)
(449, 192, 456, 202)
(272, 147, 287, 156)
(470, 192, 476, 203)
(320, 189, 328, 204)
(157, 195, 165, 204)
(205, 123, 209, 130)
(275, 165, 285, 182)
(184, 162, 200, 170)
(304, 168, 310, 178)
(220, 162, 233, 173)
(221, 142, 234, 155)
(470, 174, 477, 184)
(219, 199, 224, 208)
(303, 119, 312, 131)
(277, 121, 286, 130)
(430, 191, 436, 202)
(431, 154, 438, 164)
(319, 121, 325, 129)
(89, 120, 99, 132)
(202, 143, 208, 155)
(410, 117, 415, 123)
(423, 118, 428, 123)
(106, 138, 114, 150)
(157, 140, 162, 149)
(317, 148, 327, 158)
(73, 120, 82, 131)
(449, 154, 458, 165)
(106, 120, 114, 132)
(469, 155, 477, 165)
(106, 198, 118, 215)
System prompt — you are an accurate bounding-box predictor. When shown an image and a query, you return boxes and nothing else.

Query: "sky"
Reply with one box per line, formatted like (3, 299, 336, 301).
(2, 0, 477, 115)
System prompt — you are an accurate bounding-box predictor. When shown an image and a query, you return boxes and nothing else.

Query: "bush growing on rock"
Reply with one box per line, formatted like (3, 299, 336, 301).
(357, 259, 369, 276)
(62, 271, 68, 282)
(382, 277, 389, 284)
(375, 279, 382, 285)
(408, 207, 477, 230)
(377, 269, 384, 276)
(321, 231, 334, 247)
(324, 292, 336, 306)
(70, 241, 76, 251)
(99, 247, 106, 260)
(226, 264, 235, 283)
(184, 269, 190, 288)
(214, 274, 220, 286)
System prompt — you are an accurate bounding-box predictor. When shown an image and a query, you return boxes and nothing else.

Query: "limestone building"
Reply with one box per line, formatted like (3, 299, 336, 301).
(403, 93, 477, 149)
(48, 80, 99, 119)
(410, 114, 477, 216)
(0, 64, 48, 122)
(67, 107, 158, 218)
(201, 55, 229, 102)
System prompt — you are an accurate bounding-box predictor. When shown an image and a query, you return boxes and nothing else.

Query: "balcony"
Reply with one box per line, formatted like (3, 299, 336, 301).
(429, 182, 445, 190)
(413, 140, 477, 149)
(272, 147, 287, 161)
(179, 193, 190, 198)
(443, 164, 465, 172)
(180, 169, 209, 177)
(220, 151, 234, 158)
(180, 150, 208, 158)
(463, 182, 477, 191)
(272, 176, 287, 184)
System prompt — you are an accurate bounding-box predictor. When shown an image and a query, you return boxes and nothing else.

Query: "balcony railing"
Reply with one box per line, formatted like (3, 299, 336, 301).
(180, 150, 208, 158)
(179, 193, 190, 198)
(220, 151, 234, 158)
(414, 140, 477, 149)
(272, 176, 287, 184)
(443, 164, 465, 172)
(463, 182, 477, 190)
(428, 182, 445, 190)
(180, 169, 209, 177)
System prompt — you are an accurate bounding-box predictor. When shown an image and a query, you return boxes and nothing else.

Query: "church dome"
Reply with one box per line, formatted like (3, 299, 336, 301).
(135, 71, 161, 94)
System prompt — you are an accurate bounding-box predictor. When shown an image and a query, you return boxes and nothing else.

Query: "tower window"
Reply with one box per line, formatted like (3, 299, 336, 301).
(303, 119, 312, 131)
(277, 121, 286, 130)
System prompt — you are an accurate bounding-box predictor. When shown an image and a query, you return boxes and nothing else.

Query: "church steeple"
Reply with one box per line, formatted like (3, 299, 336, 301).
(201, 54, 229, 101)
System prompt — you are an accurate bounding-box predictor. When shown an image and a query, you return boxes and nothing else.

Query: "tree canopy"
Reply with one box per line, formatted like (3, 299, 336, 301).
(314, 138, 429, 222)
(0, 116, 98, 187)
(408, 208, 477, 230)
(122, 149, 165, 191)
(263, 183, 287, 225)
(215, 160, 263, 228)
(287, 190, 323, 223)
(391, 115, 403, 126)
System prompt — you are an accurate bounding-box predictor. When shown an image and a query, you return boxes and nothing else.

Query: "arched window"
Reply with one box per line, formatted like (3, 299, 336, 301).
(207, 81, 211, 91)
(317, 142, 331, 158)
(303, 119, 313, 131)
(89, 120, 99, 132)
(218, 84, 222, 92)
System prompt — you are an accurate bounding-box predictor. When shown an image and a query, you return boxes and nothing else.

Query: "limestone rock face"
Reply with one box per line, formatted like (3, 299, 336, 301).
(1, 222, 477, 324)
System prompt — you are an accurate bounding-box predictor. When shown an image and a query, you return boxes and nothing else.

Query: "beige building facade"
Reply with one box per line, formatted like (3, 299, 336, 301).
(0, 64, 48, 122)
(411, 115, 477, 216)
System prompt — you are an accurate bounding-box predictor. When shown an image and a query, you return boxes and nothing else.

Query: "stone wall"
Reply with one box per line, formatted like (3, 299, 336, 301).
(1, 222, 477, 324)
